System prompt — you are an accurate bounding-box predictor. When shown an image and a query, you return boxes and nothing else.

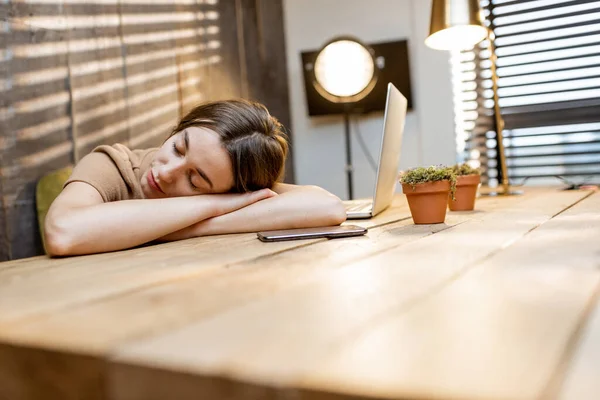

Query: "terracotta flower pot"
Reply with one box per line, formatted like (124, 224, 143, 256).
(402, 180, 450, 224)
(448, 174, 480, 211)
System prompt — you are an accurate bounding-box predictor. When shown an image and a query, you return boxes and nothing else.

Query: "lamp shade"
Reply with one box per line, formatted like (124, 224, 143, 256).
(312, 36, 377, 104)
(425, 0, 488, 51)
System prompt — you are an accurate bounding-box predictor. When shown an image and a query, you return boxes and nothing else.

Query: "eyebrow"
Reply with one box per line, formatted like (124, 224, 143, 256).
(184, 130, 214, 189)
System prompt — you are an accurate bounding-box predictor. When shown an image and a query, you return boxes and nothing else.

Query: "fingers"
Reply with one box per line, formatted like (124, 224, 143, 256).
(211, 188, 277, 216)
(252, 188, 277, 201)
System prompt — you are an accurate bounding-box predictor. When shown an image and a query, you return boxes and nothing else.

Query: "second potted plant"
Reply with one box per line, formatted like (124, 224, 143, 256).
(400, 166, 456, 224)
(448, 163, 481, 211)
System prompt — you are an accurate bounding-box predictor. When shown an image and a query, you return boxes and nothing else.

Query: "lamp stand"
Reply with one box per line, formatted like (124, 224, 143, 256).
(343, 107, 354, 200)
(480, 29, 522, 197)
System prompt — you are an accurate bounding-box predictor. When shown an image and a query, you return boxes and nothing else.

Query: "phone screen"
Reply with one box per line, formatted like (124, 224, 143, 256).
(257, 225, 367, 242)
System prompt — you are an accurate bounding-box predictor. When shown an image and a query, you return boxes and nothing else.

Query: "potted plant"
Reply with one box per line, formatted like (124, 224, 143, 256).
(448, 163, 481, 211)
(399, 166, 456, 224)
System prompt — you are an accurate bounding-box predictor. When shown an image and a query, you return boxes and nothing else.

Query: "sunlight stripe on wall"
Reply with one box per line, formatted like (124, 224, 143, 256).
(11, 30, 217, 58)
(14, 92, 70, 114)
(11, 0, 204, 4)
(17, 117, 72, 141)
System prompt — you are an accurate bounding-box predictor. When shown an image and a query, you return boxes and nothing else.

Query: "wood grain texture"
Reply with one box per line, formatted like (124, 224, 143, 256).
(210, 0, 242, 100)
(0, 194, 413, 328)
(1, 189, 597, 400)
(0, 234, 319, 325)
(0, 192, 508, 399)
(109, 190, 589, 399)
(552, 194, 600, 400)
(0, 194, 410, 399)
(0, 342, 105, 400)
(300, 192, 600, 400)
(107, 363, 278, 400)
(557, 294, 600, 400)
(0, 201, 414, 354)
(237, 0, 295, 183)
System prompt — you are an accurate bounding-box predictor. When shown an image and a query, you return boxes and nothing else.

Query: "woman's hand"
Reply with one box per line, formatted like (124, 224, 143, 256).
(210, 188, 277, 216)
(153, 189, 277, 242)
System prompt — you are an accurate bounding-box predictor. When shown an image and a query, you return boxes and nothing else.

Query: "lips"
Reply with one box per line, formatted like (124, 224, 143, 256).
(147, 169, 165, 194)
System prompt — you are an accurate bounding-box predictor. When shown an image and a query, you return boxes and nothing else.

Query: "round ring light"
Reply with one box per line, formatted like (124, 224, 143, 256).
(312, 37, 378, 104)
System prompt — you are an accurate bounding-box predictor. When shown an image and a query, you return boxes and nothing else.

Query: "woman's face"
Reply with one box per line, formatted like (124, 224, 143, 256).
(141, 127, 235, 199)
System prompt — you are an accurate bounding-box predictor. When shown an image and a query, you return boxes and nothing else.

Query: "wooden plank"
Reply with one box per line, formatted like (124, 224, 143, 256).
(207, 0, 242, 100)
(297, 192, 600, 400)
(0, 28, 12, 262)
(348, 193, 409, 228)
(0, 255, 46, 273)
(0, 195, 414, 324)
(1, 8, 73, 261)
(0, 199, 8, 262)
(8, 2, 205, 17)
(0, 342, 105, 400)
(106, 190, 588, 399)
(554, 194, 600, 400)
(557, 296, 600, 400)
(107, 363, 277, 400)
(0, 234, 319, 323)
(6, 184, 46, 260)
(238, 0, 295, 183)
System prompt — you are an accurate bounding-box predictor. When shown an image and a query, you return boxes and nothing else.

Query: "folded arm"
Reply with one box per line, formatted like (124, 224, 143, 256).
(44, 182, 274, 256)
(159, 183, 347, 241)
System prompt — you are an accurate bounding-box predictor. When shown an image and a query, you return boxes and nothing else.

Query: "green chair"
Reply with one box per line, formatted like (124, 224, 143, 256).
(36, 166, 73, 252)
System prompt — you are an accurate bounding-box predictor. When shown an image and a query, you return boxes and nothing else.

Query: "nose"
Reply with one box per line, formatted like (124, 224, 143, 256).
(156, 159, 185, 184)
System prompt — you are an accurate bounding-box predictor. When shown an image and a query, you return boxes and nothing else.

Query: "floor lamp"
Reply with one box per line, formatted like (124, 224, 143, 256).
(311, 36, 379, 200)
(425, 0, 522, 196)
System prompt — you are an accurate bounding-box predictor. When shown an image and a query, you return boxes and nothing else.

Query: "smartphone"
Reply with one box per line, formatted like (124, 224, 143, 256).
(257, 225, 367, 242)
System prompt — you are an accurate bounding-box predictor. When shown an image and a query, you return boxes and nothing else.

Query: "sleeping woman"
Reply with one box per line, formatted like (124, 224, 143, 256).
(44, 99, 346, 256)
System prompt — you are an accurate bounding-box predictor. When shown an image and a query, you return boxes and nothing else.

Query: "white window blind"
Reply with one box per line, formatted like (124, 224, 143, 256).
(453, 0, 600, 187)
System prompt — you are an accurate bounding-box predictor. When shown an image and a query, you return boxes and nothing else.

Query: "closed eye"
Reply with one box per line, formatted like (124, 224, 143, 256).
(173, 140, 199, 190)
(188, 173, 200, 191)
(172, 141, 183, 156)
(183, 130, 214, 190)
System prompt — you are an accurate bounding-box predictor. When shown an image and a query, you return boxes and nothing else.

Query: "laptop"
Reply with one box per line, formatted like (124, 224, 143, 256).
(344, 83, 408, 219)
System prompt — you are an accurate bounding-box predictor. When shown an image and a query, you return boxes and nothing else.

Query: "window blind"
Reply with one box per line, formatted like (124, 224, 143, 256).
(453, 0, 600, 187)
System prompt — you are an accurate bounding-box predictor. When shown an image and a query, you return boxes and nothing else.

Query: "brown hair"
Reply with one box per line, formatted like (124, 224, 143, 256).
(170, 99, 289, 192)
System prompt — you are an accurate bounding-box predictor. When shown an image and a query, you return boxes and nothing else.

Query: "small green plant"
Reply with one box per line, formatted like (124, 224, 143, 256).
(399, 165, 457, 199)
(452, 162, 481, 176)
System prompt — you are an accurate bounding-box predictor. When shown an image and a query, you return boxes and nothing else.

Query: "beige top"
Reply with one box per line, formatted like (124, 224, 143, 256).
(65, 144, 157, 202)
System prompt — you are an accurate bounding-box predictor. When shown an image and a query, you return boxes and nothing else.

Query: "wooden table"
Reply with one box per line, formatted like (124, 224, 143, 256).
(0, 187, 598, 400)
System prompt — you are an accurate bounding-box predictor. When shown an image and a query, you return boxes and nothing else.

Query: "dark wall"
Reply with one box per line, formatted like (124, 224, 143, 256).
(0, 0, 294, 260)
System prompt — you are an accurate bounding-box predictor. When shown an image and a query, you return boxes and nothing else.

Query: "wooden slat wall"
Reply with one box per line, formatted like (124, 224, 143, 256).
(237, 0, 294, 179)
(0, 13, 10, 261)
(0, 0, 293, 261)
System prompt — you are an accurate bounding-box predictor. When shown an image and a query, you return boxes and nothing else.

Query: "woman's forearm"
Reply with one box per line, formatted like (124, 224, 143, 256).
(45, 190, 273, 256)
(161, 186, 347, 240)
